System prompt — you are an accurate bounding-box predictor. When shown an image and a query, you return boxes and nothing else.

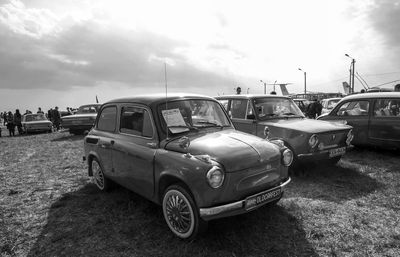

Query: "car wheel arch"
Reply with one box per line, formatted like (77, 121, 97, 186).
(158, 174, 196, 205)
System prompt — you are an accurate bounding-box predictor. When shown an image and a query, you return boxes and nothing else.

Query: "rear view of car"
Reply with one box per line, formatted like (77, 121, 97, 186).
(61, 104, 101, 135)
(22, 114, 53, 133)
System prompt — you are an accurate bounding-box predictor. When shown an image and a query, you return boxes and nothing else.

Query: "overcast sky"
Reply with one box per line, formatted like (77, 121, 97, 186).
(1, 0, 400, 111)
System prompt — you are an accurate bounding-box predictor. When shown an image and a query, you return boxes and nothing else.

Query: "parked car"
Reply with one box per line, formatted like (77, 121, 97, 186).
(83, 94, 293, 239)
(317, 92, 400, 149)
(22, 113, 53, 133)
(61, 104, 101, 135)
(320, 97, 342, 115)
(215, 95, 354, 166)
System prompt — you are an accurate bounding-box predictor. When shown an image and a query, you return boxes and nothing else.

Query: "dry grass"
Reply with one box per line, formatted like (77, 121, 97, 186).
(1, 131, 399, 257)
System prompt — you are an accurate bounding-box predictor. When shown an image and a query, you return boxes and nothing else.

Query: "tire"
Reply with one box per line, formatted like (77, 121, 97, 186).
(91, 158, 111, 191)
(162, 184, 207, 240)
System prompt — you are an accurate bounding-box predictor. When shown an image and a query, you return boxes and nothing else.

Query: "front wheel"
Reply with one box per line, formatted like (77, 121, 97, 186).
(162, 185, 207, 240)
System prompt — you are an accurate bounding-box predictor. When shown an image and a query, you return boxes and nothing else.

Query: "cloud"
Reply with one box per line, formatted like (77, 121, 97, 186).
(0, 0, 235, 94)
(368, 0, 400, 47)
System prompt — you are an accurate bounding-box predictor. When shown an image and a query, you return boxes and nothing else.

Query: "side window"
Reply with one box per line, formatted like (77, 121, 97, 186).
(336, 100, 369, 116)
(230, 99, 248, 119)
(97, 106, 117, 132)
(373, 99, 400, 117)
(120, 106, 154, 138)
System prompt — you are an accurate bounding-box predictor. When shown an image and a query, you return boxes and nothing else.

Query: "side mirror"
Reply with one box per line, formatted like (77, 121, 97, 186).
(178, 136, 190, 150)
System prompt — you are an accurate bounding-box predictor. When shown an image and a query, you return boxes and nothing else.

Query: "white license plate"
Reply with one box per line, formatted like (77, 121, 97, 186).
(245, 187, 281, 210)
(329, 147, 346, 158)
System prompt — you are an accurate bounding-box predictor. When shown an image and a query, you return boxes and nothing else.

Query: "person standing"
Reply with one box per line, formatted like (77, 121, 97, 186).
(37, 107, 44, 114)
(6, 111, 15, 136)
(14, 109, 23, 135)
(53, 106, 61, 131)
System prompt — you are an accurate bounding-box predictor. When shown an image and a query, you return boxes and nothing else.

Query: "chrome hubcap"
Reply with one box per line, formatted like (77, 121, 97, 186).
(92, 161, 104, 189)
(165, 192, 192, 234)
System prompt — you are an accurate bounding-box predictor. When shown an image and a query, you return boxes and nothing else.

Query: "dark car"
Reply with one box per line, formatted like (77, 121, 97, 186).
(83, 93, 293, 239)
(61, 104, 101, 135)
(317, 92, 400, 149)
(22, 113, 53, 133)
(215, 95, 354, 166)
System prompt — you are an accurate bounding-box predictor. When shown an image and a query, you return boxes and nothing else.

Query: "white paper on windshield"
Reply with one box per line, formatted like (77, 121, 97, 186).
(162, 108, 189, 133)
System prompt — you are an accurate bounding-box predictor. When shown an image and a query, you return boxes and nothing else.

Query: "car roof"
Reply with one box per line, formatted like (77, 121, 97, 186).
(342, 92, 400, 100)
(323, 97, 342, 101)
(105, 93, 216, 106)
(215, 94, 291, 100)
(79, 104, 102, 107)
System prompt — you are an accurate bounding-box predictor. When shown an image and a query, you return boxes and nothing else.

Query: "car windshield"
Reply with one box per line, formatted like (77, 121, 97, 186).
(25, 114, 47, 122)
(254, 97, 304, 120)
(159, 99, 231, 134)
(77, 105, 99, 114)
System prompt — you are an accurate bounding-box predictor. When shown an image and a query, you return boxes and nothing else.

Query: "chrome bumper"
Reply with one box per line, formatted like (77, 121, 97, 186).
(199, 177, 291, 219)
(297, 145, 353, 159)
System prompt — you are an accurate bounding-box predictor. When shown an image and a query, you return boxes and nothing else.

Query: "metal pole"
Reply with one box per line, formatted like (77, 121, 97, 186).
(351, 59, 355, 94)
(264, 82, 266, 94)
(304, 72, 307, 95)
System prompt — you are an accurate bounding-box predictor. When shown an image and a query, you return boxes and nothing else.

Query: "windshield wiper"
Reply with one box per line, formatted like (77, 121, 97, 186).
(194, 121, 224, 128)
(167, 125, 198, 132)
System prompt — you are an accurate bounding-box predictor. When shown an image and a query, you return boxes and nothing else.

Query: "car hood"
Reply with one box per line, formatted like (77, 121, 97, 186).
(259, 117, 351, 133)
(61, 113, 97, 120)
(165, 129, 281, 172)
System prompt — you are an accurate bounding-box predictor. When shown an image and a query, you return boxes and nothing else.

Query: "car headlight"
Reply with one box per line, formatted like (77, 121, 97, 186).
(346, 129, 354, 146)
(308, 134, 319, 148)
(282, 149, 293, 167)
(206, 166, 224, 188)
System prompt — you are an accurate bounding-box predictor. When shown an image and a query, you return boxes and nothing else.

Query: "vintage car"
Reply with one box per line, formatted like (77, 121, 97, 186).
(61, 104, 101, 135)
(83, 93, 293, 239)
(22, 113, 53, 133)
(317, 92, 400, 149)
(320, 97, 342, 115)
(215, 95, 354, 167)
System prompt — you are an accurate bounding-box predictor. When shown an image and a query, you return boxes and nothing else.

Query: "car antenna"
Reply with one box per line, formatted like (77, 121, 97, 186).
(164, 61, 169, 140)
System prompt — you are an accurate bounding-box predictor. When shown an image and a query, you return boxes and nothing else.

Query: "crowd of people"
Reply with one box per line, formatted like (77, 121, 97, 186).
(0, 106, 72, 137)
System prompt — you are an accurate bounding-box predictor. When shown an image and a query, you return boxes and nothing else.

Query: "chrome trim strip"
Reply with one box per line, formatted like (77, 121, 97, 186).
(199, 177, 291, 218)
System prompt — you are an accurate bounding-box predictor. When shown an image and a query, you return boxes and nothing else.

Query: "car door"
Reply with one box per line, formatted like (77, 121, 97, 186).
(112, 105, 158, 199)
(228, 99, 258, 136)
(368, 98, 400, 147)
(329, 99, 371, 145)
(94, 105, 118, 176)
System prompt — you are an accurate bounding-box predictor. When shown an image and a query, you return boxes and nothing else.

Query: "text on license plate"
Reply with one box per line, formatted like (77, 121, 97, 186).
(329, 147, 346, 158)
(245, 187, 281, 210)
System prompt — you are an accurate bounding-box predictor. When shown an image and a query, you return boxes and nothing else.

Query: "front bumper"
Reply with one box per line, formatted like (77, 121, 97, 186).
(199, 177, 291, 221)
(297, 145, 353, 162)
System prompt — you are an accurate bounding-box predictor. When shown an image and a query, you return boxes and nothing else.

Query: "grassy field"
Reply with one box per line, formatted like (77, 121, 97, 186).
(1, 131, 399, 257)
